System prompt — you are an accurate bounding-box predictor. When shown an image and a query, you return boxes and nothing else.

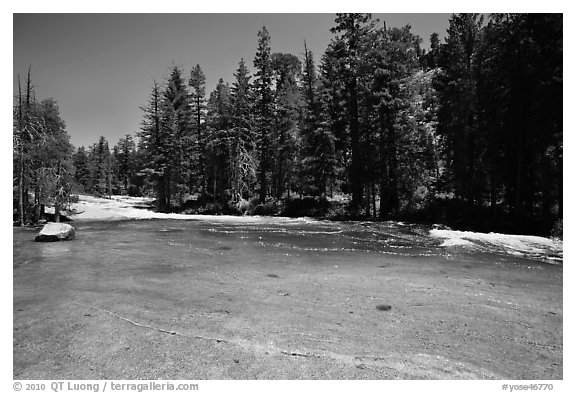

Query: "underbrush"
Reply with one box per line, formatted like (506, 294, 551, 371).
(551, 219, 563, 240)
(281, 197, 332, 217)
(399, 197, 556, 237)
(177, 198, 236, 215)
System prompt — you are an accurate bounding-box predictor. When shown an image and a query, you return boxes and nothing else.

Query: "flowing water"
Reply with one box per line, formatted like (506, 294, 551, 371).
(13, 217, 562, 269)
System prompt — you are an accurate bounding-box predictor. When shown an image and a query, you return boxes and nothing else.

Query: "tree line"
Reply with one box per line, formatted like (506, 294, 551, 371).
(14, 14, 562, 235)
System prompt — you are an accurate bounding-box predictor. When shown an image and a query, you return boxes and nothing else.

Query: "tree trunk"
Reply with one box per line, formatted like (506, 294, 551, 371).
(157, 175, 167, 212)
(34, 182, 41, 223)
(379, 115, 397, 217)
(364, 186, 371, 216)
(17, 75, 25, 226)
(166, 172, 171, 211)
(213, 166, 217, 204)
(18, 153, 25, 226)
(349, 76, 363, 211)
(542, 155, 552, 226)
(490, 167, 497, 217)
(259, 141, 267, 203)
(371, 182, 377, 218)
(276, 129, 286, 200)
(388, 128, 399, 213)
(379, 126, 389, 219)
(466, 119, 475, 206)
(557, 158, 563, 219)
(197, 103, 206, 199)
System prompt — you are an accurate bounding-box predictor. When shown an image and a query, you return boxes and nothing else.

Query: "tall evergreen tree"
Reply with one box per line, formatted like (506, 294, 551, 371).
(73, 146, 90, 192)
(90, 136, 112, 196)
(329, 13, 377, 212)
(189, 64, 207, 197)
(319, 42, 348, 197)
(253, 26, 274, 203)
(114, 134, 136, 194)
(14, 75, 25, 225)
(395, 69, 441, 211)
(205, 78, 232, 203)
(229, 59, 256, 205)
(370, 25, 422, 216)
(14, 69, 40, 225)
(301, 43, 336, 197)
(138, 81, 170, 211)
(434, 14, 484, 205)
(34, 98, 75, 222)
(422, 32, 441, 69)
(162, 65, 191, 205)
(271, 52, 302, 199)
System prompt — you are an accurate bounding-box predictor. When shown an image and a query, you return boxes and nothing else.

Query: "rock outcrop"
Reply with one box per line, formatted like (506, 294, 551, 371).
(34, 223, 76, 242)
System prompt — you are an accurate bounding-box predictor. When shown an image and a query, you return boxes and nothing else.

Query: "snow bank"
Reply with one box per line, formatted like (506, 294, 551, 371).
(430, 228, 563, 262)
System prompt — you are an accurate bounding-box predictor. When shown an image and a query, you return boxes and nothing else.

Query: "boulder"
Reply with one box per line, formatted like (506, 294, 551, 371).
(35, 223, 75, 242)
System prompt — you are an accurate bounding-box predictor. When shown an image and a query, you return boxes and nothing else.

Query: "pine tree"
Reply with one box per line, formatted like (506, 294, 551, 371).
(14, 68, 41, 225)
(189, 64, 207, 197)
(114, 134, 136, 194)
(137, 82, 170, 211)
(29, 98, 74, 222)
(423, 32, 441, 69)
(205, 78, 232, 203)
(14, 75, 25, 225)
(90, 136, 112, 196)
(162, 65, 191, 205)
(229, 59, 256, 206)
(395, 69, 441, 211)
(319, 42, 348, 197)
(253, 26, 274, 203)
(329, 13, 377, 212)
(73, 146, 90, 192)
(271, 52, 302, 199)
(301, 43, 336, 197)
(434, 13, 484, 206)
(13, 69, 75, 224)
(370, 25, 422, 216)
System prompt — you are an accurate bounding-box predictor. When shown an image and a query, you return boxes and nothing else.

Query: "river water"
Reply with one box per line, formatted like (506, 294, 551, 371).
(13, 217, 562, 269)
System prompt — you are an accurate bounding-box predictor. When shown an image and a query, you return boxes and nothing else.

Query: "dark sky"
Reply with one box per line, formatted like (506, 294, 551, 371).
(13, 13, 452, 149)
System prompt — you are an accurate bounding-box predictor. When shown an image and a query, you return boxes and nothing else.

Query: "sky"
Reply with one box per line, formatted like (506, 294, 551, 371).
(13, 13, 452, 149)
